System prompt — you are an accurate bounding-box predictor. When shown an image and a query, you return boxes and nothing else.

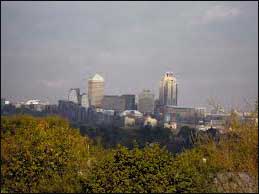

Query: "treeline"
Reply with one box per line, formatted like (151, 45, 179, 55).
(75, 123, 220, 153)
(1, 113, 258, 193)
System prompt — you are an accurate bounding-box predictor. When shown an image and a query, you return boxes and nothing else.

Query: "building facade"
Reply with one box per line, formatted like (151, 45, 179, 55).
(58, 100, 81, 122)
(163, 105, 206, 127)
(44, 104, 58, 114)
(138, 89, 155, 114)
(88, 74, 104, 108)
(121, 94, 136, 110)
(80, 93, 89, 109)
(68, 88, 80, 104)
(102, 95, 126, 112)
(159, 72, 178, 106)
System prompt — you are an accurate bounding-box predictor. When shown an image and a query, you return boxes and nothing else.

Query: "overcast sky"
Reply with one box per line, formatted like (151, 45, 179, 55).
(1, 1, 258, 111)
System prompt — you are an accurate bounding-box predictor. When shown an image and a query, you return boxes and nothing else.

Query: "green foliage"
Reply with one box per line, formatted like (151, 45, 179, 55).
(1, 111, 257, 193)
(193, 112, 258, 192)
(170, 146, 220, 193)
(83, 144, 174, 193)
(83, 143, 218, 193)
(212, 119, 258, 178)
(1, 115, 90, 193)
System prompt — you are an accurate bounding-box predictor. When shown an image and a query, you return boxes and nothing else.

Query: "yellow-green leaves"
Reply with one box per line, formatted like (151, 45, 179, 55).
(1, 115, 90, 193)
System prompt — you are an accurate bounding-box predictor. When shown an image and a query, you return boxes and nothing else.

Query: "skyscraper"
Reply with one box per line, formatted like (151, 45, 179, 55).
(88, 74, 104, 108)
(159, 72, 178, 106)
(80, 93, 89, 109)
(138, 89, 155, 114)
(68, 88, 80, 104)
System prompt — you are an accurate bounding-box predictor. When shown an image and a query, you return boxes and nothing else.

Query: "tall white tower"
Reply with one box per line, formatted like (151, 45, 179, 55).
(159, 72, 178, 106)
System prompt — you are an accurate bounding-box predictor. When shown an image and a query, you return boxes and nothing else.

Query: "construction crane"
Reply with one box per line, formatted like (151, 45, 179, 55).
(207, 97, 225, 114)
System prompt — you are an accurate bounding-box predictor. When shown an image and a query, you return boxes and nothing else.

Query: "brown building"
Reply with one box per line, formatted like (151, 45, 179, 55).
(88, 74, 104, 108)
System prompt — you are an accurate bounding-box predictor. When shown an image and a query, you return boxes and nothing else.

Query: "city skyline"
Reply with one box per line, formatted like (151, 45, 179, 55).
(1, 1, 258, 111)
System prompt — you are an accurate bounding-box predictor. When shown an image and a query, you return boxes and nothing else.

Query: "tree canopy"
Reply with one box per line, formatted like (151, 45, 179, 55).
(1, 115, 91, 193)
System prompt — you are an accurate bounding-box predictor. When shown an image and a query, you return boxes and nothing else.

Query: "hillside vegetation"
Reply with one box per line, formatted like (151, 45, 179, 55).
(1, 111, 258, 193)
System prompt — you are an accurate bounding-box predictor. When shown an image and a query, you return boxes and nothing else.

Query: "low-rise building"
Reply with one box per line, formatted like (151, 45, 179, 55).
(205, 113, 230, 130)
(124, 116, 135, 127)
(120, 110, 143, 118)
(58, 100, 81, 122)
(143, 116, 158, 128)
(164, 121, 177, 129)
(160, 105, 207, 129)
(45, 104, 58, 114)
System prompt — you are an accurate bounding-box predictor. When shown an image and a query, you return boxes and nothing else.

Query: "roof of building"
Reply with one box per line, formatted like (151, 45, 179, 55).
(25, 99, 40, 105)
(120, 110, 143, 117)
(164, 105, 207, 110)
(161, 72, 177, 81)
(89, 74, 104, 81)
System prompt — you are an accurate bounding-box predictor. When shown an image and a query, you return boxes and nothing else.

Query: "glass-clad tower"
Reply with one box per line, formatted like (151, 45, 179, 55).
(159, 72, 178, 106)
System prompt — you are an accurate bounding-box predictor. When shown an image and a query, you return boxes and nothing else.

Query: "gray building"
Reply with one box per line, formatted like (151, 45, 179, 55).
(68, 88, 80, 105)
(163, 105, 206, 128)
(80, 93, 89, 109)
(58, 100, 81, 122)
(102, 95, 126, 112)
(121, 94, 136, 110)
(45, 104, 58, 114)
(138, 89, 155, 114)
(1, 98, 5, 111)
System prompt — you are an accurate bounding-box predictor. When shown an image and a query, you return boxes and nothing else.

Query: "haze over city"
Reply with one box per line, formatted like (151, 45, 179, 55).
(1, 1, 258, 111)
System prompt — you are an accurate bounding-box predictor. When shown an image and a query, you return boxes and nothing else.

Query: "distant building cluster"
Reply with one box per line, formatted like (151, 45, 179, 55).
(2, 72, 256, 132)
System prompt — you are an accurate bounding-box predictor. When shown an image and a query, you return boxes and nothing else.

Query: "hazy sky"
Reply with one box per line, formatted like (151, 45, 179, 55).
(1, 1, 258, 111)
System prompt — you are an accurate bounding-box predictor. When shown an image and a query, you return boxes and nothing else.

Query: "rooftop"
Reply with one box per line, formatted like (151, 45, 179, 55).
(89, 74, 104, 82)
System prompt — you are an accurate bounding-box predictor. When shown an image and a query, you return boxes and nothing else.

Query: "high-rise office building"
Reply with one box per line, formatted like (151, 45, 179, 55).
(159, 72, 178, 106)
(138, 89, 155, 114)
(58, 100, 80, 122)
(81, 93, 89, 109)
(88, 74, 104, 108)
(122, 94, 136, 110)
(68, 88, 80, 104)
(102, 95, 126, 112)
